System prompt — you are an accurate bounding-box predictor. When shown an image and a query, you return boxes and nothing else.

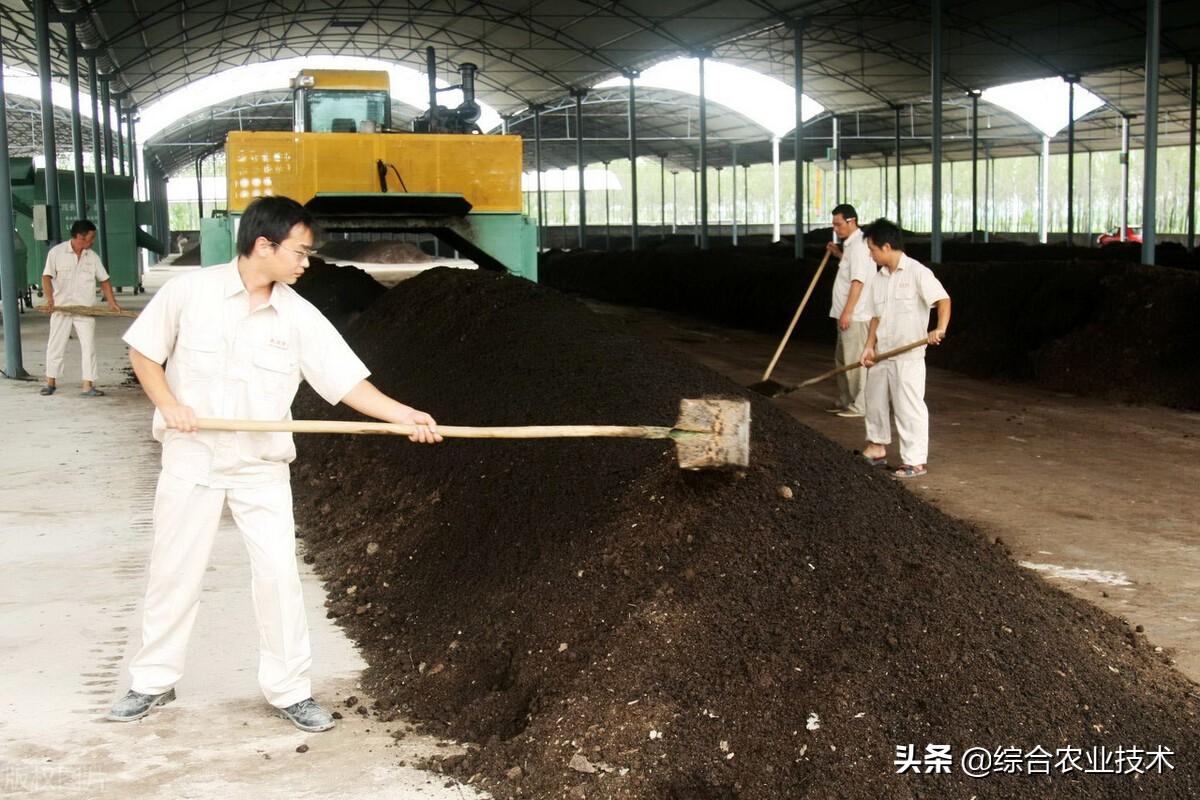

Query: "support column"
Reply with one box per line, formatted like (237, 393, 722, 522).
(34, 0, 61, 242)
(672, 169, 681, 231)
(985, 146, 992, 242)
(65, 17, 87, 217)
(692, 168, 699, 246)
(831, 116, 840, 205)
(533, 106, 544, 250)
(895, 106, 902, 226)
(771, 136, 781, 241)
(970, 90, 979, 241)
(100, 76, 115, 176)
(698, 55, 710, 249)
(115, 94, 125, 177)
(1039, 135, 1050, 243)
(0, 36, 29, 377)
(573, 90, 587, 248)
(716, 167, 723, 238)
(603, 161, 611, 249)
(1066, 77, 1076, 246)
(671, 169, 678, 232)
(930, 0, 943, 262)
(743, 164, 749, 240)
(1087, 148, 1093, 237)
(128, 109, 139, 199)
(1142, 0, 1160, 265)
(731, 143, 738, 245)
(195, 156, 204, 223)
(1120, 114, 1131, 241)
(627, 74, 639, 250)
(1188, 60, 1198, 252)
(87, 54, 108, 266)
(660, 155, 666, 236)
(793, 19, 805, 257)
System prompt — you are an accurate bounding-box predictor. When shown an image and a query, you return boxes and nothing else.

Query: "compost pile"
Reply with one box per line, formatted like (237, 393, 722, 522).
(292, 257, 387, 329)
(316, 239, 433, 264)
(541, 247, 1200, 410)
(292, 268, 1198, 799)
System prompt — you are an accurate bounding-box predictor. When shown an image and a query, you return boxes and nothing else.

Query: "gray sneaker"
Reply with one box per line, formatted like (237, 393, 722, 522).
(106, 688, 176, 722)
(277, 698, 335, 732)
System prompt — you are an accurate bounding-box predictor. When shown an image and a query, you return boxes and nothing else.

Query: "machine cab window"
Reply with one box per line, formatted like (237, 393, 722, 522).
(291, 70, 392, 133)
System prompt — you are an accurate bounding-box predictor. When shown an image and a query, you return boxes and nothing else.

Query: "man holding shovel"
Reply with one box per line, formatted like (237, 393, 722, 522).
(858, 219, 950, 479)
(40, 220, 122, 397)
(825, 204, 875, 418)
(109, 195, 441, 732)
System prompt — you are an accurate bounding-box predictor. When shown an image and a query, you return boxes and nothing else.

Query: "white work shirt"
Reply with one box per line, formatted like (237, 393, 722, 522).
(42, 240, 109, 307)
(829, 228, 875, 321)
(869, 253, 949, 360)
(123, 260, 371, 488)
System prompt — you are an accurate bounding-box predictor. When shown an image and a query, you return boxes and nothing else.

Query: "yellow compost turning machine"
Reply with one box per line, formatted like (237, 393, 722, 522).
(201, 49, 536, 280)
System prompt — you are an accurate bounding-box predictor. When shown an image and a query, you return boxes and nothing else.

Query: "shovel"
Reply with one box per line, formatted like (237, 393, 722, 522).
(36, 304, 138, 319)
(195, 397, 751, 470)
(748, 249, 832, 396)
(774, 337, 932, 396)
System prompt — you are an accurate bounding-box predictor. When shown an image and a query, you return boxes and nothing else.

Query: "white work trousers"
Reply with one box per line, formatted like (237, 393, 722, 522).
(129, 471, 313, 708)
(45, 312, 97, 382)
(834, 320, 870, 413)
(864, 357, 929, 466)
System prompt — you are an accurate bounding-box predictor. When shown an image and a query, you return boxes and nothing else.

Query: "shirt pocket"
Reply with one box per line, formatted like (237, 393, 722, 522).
(894, 276, 917, 301)
(176, 332, 222, 378)
(252, 348, 300, 397)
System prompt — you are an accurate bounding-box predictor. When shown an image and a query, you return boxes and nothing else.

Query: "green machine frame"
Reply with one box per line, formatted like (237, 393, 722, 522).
(199, 193, 537, 283)
(7, 158, 163, 303)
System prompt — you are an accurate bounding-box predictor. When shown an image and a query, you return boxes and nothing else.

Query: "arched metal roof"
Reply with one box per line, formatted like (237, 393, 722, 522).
(2, 0, 1197, 172)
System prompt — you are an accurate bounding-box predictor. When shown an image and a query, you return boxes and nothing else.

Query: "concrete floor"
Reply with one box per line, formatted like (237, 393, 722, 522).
(0, 268, 481, 799)
(587, 300, 1200, 683)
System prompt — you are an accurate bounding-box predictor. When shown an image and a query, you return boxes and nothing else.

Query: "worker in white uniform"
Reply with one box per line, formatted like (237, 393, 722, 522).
(40, 219, 122, 396)
(824, 203, 875, 419)
(109, 196, 442, 732)
(858, 218, 951, 479)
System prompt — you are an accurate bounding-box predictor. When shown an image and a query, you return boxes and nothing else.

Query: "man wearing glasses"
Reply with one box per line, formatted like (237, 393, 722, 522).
(109, 196, 441, 732)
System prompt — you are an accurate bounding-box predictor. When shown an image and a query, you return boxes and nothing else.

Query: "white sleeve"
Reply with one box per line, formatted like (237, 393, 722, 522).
(917, 267, 949, 305)
(122, 278, 183, 364)
(297, 304, 371, 405)
(41, 247, 56, 278)
(849, 242, 874, 285)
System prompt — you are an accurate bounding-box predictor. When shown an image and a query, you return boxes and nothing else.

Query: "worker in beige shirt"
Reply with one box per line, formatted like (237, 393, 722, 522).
(40, 219, 122, 396)
(825, 203, 875, 418)
(109, 196, 441, 733)
(858, 218, 951, 479)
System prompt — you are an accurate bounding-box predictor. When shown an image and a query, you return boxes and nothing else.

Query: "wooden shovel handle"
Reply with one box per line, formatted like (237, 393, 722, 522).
(797, 337, 931, 388)
(196, 418, 674, 440)
(760, 249, 832, 382)
(36, 304, 138, 319)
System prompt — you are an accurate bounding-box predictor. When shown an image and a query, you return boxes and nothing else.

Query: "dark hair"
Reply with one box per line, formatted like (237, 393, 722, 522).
(236, 196, 316, 257)
(70, 219, 97, 237)
(864, 217, 904, 251)
(831, 203, 858, 222)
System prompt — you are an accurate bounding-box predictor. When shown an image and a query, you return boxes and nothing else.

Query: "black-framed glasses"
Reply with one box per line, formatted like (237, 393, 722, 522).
(270, 241, 318, 261)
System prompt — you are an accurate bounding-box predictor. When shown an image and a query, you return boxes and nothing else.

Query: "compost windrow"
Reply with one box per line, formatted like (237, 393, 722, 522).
(292, 267, 1198, 799)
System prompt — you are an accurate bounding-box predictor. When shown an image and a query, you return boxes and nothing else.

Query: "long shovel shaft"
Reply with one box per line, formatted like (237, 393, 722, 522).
(760, 249, 832, 382)
(797, 337, 931, 388)
(37, 304, 137, 319)
(196, 418, 675, 440)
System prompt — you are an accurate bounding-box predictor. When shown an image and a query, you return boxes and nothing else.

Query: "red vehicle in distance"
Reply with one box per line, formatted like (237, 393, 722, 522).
(1097, 226, 1142, 246)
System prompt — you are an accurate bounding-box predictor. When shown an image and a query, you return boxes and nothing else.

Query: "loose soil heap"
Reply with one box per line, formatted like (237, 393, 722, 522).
(317, 239, 434, 264)
(292, 268, 1198, 799)
(541, 248, 1200, 410)
(292, 257, 387, 330)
